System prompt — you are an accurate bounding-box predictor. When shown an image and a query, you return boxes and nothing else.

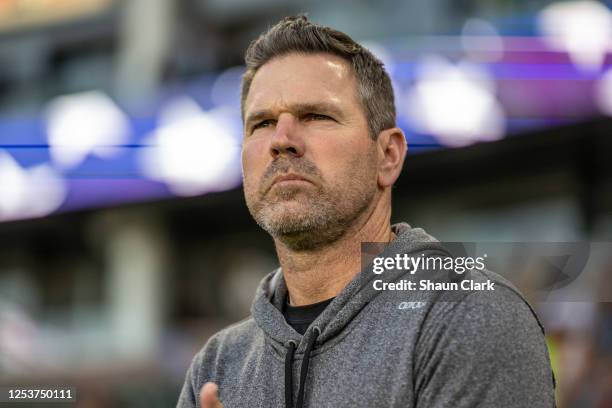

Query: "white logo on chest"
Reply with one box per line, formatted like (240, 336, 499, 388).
(398, 301, 426, 310)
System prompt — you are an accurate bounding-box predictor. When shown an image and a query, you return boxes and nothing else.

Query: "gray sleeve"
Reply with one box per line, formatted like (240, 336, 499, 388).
(176, 333, 223, 408)
(414, 286, 556, 407)
(176, 349, 201, 408)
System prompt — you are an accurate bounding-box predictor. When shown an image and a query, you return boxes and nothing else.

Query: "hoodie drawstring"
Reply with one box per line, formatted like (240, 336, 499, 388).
(285, 340, 296, 408)
(285, 327, 320, 408)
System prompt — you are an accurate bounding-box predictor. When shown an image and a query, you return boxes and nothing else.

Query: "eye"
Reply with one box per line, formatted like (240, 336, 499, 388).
(304, 113, 332, 121)
(252, 119, 274, 131)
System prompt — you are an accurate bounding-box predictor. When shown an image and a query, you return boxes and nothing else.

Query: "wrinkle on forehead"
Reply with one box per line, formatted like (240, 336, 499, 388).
(244, 53, 358, 119)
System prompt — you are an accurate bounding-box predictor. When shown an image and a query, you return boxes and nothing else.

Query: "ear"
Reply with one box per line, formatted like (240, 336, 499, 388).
(376, 127, 407, 189)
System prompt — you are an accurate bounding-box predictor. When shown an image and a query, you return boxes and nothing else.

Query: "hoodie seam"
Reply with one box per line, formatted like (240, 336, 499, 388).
(309, 301, 372, 357)
(265, 336, 290, 364)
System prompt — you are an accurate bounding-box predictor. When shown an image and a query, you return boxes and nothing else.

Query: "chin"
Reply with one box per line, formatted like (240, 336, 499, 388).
(257, 201, 315, 228)
(262, 204, 313, 229)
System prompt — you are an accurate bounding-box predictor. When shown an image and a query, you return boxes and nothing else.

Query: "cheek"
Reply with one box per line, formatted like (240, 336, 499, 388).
(241, 139, 268, 182)
(315, 140, 375, 183)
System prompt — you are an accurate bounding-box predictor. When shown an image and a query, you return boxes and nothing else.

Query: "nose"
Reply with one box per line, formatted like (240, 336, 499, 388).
(269, 113, 305, 159)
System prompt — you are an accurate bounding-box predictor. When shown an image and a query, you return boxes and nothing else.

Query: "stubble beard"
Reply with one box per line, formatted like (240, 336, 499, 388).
(244, 155, 378, 251)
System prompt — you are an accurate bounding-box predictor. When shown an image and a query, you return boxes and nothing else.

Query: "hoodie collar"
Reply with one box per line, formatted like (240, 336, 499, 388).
(251, 222, 447, 350)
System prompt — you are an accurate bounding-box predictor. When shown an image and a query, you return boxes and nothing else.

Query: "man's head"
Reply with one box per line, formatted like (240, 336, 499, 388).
(241, 15, 396, 140)
(241, 16, 406, 251)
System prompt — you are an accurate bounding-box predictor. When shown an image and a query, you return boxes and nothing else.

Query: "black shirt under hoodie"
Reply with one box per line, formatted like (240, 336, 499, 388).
(283, 296, 335, 335)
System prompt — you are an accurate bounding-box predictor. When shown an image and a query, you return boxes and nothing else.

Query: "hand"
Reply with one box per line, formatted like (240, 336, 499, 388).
(200, 382, 224, 408)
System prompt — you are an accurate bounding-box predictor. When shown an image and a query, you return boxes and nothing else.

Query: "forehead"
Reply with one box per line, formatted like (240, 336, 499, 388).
(244, 53, 359, 116)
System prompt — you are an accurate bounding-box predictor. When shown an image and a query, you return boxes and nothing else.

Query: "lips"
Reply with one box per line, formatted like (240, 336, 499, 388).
(268, 173, 313, 191)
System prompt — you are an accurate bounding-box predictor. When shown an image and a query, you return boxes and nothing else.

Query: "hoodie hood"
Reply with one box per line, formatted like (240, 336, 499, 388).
(250, 222, 449, 352)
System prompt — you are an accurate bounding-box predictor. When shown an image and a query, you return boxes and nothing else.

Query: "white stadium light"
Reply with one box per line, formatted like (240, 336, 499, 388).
(45, 90, 131, 170)
(406, 55, 506, 147)
(0, 151, 67, 222)
(461, 18, 505, 63)
(138, 97, 242, 196)
(539, 1, 612, 72)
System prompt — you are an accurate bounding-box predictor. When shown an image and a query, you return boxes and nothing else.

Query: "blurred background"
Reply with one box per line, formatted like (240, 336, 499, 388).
(0, 0, 611, 406)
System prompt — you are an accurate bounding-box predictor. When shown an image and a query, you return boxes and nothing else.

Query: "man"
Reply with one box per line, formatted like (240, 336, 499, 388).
(178, 16, 555, 408)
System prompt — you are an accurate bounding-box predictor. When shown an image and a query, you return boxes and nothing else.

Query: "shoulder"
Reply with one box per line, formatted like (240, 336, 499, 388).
(415, 277, 553, 384)
(195, 316, 260, 364)
(420, 272, 546, 344)
(210, 317, 260, 343)
(177, 317, 261, 407)
(413, 278, 556, 406)
(190, 317, 260, 380)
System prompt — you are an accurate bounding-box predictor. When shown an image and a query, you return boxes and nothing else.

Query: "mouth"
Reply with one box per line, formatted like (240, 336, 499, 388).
(268, 173, 313, 191)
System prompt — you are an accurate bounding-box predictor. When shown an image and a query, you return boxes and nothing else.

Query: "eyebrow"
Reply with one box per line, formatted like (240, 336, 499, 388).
(245, 102, 345, 128)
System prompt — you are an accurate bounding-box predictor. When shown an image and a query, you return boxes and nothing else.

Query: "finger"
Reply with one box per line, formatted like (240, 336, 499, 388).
(200, 382, 224, 408)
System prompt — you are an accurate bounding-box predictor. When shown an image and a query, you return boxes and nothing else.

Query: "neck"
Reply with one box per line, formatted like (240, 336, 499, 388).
(275, 193, 395, 306)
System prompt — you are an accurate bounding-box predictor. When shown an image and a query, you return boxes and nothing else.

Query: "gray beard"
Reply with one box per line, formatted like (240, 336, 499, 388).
(244, 152, 378, 251)
(247, 180, 376, 251)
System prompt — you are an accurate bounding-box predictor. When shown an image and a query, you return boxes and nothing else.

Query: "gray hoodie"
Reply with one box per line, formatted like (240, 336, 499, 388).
(177, 223, 556, 407)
